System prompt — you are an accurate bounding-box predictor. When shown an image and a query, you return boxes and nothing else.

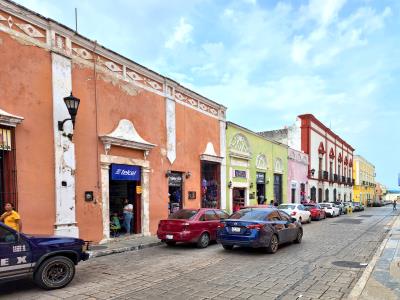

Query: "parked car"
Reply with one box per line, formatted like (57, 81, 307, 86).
(217, 208, 303, 253)
(0, 223, 89, 290)
(157, 208, 229, 248)
(320, 203, 340, 217)
(330, 202, 345, 214)
(303, 203, 326, 220)
(278, 204, 311, 223)
(343, 202, 354, 213)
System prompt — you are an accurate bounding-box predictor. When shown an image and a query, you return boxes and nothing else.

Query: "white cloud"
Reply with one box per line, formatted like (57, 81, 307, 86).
(301, 0, 347, 26)
(164, 17, 193, 49)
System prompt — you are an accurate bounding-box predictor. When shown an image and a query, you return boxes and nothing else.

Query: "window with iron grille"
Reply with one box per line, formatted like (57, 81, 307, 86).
(0, 127, 18, 213)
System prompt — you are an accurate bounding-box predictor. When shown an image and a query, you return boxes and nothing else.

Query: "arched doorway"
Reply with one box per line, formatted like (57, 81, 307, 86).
(318, 188, 323, 203)
(310, 187, 316, 202)
(333, 189, 337, 202)
(325, 189, 329, 202)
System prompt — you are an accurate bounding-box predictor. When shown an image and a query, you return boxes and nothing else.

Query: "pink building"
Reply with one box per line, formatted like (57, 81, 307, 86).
(288, 148, 309, 203)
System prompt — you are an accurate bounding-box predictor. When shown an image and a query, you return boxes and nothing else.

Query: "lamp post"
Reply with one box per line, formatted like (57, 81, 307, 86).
(58, 92, 81, 132)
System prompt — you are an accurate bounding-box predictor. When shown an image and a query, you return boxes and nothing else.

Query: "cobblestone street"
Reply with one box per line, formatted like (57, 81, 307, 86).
(0, 206, 398, 300)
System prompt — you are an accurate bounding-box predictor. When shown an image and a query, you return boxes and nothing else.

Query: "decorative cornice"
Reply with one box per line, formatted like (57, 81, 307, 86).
(0, 0, 226, 121)
(99, 119, 156, 155)
(0, 107, 23, 127)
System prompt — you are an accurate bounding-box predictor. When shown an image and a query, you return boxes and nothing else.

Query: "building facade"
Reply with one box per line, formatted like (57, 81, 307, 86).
(226, 122, 288, 212)
(287, 148, 309, 204)
(260, 114, 355, 203)
(0, 1, 226, 242)
(353, 155, 376, 205)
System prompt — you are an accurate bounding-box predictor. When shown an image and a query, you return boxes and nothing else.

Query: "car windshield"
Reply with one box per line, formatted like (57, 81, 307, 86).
(278, 204, 295, 210)
(229, 209, 269, 221)
(168, 209, 198, 220)
(320, 204, 331, 208)
(303, 205, 315, 210)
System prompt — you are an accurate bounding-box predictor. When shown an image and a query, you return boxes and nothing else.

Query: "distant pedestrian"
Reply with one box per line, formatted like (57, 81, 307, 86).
(393, 199, 397, 211)
(0, 203, 22, 232)
(270, 200, 274, 207)
(123, 199, 133, 234)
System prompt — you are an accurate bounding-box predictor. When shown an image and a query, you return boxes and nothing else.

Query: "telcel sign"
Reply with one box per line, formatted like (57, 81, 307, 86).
(111, 164, 141, 181)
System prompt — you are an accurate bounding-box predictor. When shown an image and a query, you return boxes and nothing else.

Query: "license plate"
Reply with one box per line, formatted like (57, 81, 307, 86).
(166, 234, 173, 240)
(231, 227, 241, 233)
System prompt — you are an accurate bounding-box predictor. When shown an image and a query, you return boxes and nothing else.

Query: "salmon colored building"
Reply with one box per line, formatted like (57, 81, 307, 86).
(0, 1, 227, 242)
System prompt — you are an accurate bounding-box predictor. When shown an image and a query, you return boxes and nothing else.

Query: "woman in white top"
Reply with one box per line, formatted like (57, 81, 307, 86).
(123, 198, 133, 234)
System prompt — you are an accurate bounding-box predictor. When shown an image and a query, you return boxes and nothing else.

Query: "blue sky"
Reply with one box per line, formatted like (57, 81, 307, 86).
(16, 0, 400, 188)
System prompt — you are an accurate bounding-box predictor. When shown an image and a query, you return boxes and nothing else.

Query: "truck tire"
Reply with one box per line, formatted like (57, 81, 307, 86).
(34, 256, 76, 290)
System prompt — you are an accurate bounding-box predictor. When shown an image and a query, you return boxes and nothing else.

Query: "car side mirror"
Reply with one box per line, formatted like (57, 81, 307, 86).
(291, 217, 297, 223)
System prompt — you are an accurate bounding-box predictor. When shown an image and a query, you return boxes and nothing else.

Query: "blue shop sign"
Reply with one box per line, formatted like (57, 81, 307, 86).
(111, 164, 141, 181)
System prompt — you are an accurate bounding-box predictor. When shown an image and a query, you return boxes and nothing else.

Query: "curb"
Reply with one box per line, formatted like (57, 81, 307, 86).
(347, 214, 398, 299)
(88, 241, 163, 258)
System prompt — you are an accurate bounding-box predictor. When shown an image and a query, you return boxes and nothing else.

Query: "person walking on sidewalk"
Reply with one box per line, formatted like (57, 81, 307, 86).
(393, 198, 397, 211)
(0, 203, 22, 232)
(123, 199, 133, 234)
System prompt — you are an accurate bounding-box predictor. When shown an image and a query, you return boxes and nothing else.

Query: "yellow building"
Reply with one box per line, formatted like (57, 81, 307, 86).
(353, 155, 376, 205)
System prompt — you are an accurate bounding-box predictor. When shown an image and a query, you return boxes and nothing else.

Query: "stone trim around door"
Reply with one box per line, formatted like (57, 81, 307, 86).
(100, 154, 151, 243)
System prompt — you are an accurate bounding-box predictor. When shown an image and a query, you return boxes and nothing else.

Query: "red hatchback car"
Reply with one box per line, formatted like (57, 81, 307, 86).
(157, 208, 229, 248)
(303, 203, 326, 221)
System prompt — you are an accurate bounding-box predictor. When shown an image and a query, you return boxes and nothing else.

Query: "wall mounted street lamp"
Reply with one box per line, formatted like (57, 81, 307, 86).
(58, 92, 81, 134)
(185, 171, 192, 179)
(310, 169, 315, 177)
(228, 181, 232, 188)
(165, 170, 172, 178)
(250, 182, 254, 189)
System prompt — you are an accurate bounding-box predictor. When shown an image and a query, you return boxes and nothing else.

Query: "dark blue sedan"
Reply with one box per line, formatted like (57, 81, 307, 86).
(217, 208, 303, 253)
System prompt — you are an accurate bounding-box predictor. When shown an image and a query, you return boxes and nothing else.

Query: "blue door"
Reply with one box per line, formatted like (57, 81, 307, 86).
(0, 224, 32, 279)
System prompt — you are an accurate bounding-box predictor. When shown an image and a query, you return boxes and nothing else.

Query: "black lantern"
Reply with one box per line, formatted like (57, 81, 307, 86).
(310, 168, 315, 177)
(58, 92, 81, 131)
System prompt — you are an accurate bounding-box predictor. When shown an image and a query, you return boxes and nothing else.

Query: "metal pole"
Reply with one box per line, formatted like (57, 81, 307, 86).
(75, 8, 78, 32)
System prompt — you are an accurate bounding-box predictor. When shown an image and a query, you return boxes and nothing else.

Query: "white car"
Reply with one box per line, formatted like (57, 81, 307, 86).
(278, 204, 312, 223)
(319, 203, 340, 217)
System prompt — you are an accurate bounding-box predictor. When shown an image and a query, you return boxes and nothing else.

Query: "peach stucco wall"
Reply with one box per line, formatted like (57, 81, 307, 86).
(0, 30, 222, 241)
(0, 32, 55, 234)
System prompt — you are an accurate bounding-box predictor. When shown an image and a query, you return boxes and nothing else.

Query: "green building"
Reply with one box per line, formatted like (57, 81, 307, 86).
(226, 122, 288, 212)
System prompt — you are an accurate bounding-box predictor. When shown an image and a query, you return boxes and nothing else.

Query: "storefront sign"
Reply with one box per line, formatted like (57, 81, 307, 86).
(234, 170, 247, 178)
(0, 129, 11, 151)
(256, 172, 265, 184)
(168, 173, 182, 187)
(136, 186, 142, 194)
(111, 164, 141, 181)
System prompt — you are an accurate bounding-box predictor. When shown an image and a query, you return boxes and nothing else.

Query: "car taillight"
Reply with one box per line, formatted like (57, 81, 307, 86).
(291, 211, 297, 216)
(182, 223, 190, 231)
(218, 222, 225, 228)
(246, 224, 263, 230)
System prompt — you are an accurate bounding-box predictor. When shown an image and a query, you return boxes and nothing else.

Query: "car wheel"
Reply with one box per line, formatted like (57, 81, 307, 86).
(222, 244, 234, 250)
(34, 256, 75, 290)
(266, 234, 279, 254)
(197, 232, 210, 248)
(165, 241, 176, 246)
(294, 229, 303, 244)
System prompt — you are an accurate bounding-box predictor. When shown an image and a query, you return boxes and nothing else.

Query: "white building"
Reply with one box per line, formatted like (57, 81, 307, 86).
(260, 114, 355, 203)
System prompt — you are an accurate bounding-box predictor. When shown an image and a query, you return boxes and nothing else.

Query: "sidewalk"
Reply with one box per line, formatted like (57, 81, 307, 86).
(87, 234, 162, 258)
(349, 210, 400, 300)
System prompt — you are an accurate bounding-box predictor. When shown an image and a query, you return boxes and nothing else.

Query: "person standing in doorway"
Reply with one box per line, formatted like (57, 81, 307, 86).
(0, 203, 22, 232)
(393, 198, 397, 211)
(123, 199, 133, 235)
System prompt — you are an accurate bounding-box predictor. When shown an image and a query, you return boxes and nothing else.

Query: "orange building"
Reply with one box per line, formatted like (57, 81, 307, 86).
(0, 1, 227, 242)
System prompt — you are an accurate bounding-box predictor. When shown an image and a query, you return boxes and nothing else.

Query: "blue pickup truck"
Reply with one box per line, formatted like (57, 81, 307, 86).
(0, 222, 89, 290)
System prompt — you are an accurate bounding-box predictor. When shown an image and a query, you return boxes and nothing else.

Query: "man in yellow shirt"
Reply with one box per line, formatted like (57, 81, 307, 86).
(0, 203, 22, 232)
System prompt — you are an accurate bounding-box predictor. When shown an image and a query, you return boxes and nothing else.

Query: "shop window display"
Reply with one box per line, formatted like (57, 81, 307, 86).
(201, 162, 220, 208)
